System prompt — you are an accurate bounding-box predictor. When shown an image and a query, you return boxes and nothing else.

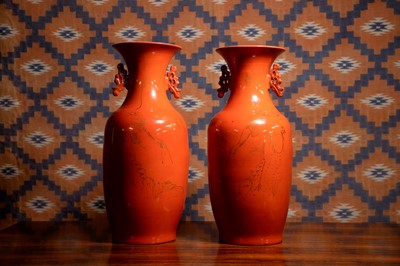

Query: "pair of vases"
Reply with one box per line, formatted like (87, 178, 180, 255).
(103, 42, 292, 245)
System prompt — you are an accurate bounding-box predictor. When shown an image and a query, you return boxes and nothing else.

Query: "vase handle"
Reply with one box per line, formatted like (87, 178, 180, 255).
(167, 65, 181, 98)
(111, 63, 128, 96)
(217, 65, 230, 98)
(269, 63, 284, 97)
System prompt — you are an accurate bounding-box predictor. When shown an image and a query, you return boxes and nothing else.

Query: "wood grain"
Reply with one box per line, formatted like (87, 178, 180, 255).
(0, 221, 399, 265)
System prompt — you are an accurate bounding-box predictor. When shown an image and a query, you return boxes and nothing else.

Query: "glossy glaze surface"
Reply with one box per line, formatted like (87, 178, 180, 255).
(103, 42, 188, 244)
(208, 46, 292, 245)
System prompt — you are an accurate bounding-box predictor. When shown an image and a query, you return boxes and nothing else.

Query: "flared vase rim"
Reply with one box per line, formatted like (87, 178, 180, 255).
(112, 41, 182, 50)
(216, 45, 285, 52)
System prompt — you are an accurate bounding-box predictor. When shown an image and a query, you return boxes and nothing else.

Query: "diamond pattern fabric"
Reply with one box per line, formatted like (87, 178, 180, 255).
(0, 0, 399, 228)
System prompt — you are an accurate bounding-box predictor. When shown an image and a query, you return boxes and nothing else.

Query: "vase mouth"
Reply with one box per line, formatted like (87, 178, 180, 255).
(215, 45, 285, 63)
(112, 41, 182, 50)
(216, 45, 285, 52)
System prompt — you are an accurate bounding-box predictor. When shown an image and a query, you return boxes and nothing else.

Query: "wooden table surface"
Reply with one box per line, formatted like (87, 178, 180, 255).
(0, 221, 399, 265)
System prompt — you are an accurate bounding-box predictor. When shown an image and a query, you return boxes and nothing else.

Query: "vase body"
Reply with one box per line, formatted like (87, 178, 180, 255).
(208, 46, 292, 245)
(103, 42, 188, 244)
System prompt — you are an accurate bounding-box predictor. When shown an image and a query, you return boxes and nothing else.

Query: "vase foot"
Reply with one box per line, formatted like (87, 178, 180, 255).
(112, 233, 176, 245)
(219, 234, 283, 245)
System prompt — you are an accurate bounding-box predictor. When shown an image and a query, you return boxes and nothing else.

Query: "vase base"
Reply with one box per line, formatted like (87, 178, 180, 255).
(219, 234, 283, 245)
(112, 234, 176, 245)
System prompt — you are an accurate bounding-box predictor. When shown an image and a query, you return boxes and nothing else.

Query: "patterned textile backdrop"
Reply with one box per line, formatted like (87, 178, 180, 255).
(0, 0, 399, 229)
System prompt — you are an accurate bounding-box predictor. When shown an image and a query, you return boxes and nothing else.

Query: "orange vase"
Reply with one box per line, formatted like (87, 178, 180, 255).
(208, 45, 293, 245)
(103, 42, 188, 244)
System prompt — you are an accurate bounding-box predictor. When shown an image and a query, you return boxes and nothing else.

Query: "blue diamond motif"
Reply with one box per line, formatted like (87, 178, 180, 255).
(238, 24, 265, 41)
(85, 61, 112, 76)
(92, 199, 105, 210)
(361, 94, 394, 109)
(0, 24, 18, 39)
(0, 96, 20, 110)
(61, 98, 78, 107)
(336, 208, 353, 219)
(176, 96, 205, 112)
(0, 25, 12, 37)
(295, 22, 326, 39)
(177, 26, 204, 42)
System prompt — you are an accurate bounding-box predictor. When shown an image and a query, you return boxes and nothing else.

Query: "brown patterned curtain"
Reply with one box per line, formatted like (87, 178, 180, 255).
(0, 0, 399, 228)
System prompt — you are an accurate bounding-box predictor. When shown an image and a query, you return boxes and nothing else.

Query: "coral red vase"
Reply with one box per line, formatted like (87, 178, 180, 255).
(208, 45, 293, 245)
(103, 42, 188, 244)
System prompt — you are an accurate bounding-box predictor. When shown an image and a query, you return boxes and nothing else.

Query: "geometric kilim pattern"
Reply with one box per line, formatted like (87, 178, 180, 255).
(0, 0, 399, 229)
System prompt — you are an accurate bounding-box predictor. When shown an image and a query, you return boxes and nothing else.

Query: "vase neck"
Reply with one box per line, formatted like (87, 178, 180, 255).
(112, 42, 181, 108)
(216, 46, 285, 112)
(122, 79, 168, 109)
(226, 70, 275, 112)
